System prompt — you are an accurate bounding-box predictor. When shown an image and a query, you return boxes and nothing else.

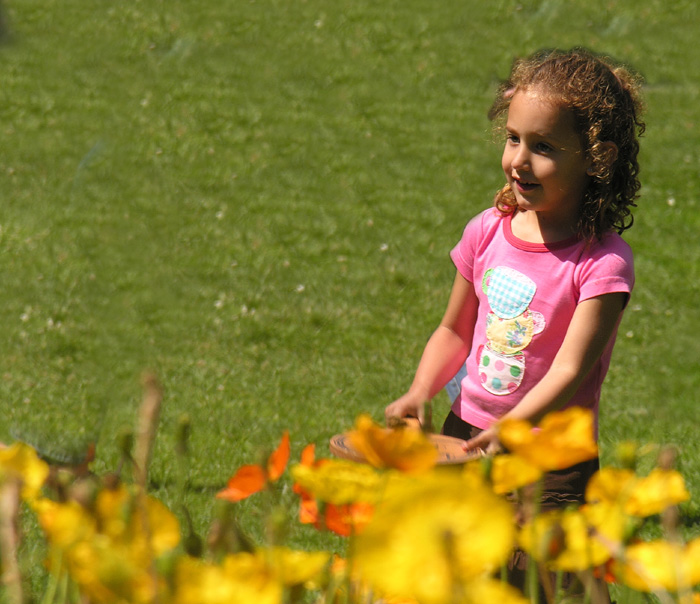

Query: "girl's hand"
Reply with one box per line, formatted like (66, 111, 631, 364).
(463, 426, 502, 455)
(384, 392, 427, 426)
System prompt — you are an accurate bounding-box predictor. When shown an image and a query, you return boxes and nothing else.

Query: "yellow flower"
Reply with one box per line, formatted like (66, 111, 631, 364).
(354, 470, 515, 604)
(347, 414, 438, 472)
(520, 506, 621, 571)
(175, 554, 280, 604)
(624, 468, 690, 517)
(458, 577, 529, 604)
(36, 484, 180, 603)
(95, 485, 130, 540)
(67, 537, 169, 604)
(580, 501, 628, 556)
(498, 407, 598, 471)
(95, 484, 181, 556)
(614, 440, 641, 468)
(686, 537, 700, 586)
(290, 459, 384, 505)
(0, 442, 49, 500)
(174, 548, 327, 604)
(585, 467, 636, 504)
(262, 546, 329, 588)
(613, 537, 700, 593)
(586, 467, 690, 517)
(326, 554, 375, 603)
(34, 498, 96, 549)
(490, 454, 542, 494)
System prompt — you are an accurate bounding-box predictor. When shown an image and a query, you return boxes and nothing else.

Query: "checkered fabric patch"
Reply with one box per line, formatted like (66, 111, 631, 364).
(483, 266, 537, 319)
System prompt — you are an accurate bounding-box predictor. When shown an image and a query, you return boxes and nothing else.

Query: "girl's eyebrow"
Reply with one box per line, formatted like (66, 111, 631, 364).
(506, 121, 573, 146)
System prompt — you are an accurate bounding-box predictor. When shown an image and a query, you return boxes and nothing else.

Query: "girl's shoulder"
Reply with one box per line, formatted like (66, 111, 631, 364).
(576, 230, 635, 286)
(453, 209, 505, 259)
(462, 207, 504, 238)
(587, 230, 634, 263)
(473, 206, 504, 225)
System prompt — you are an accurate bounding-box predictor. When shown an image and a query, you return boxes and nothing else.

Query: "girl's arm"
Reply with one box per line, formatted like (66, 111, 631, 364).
(384, 272, 478, 425)
(464, 291, 627, 452)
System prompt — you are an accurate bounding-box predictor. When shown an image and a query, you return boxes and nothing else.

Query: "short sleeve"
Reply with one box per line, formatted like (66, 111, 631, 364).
(450, 209, 492, 283)
(577, 234, 635, 304)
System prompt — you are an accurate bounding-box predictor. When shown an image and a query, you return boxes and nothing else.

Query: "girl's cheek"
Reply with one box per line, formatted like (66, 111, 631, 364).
(501, 150, 512, 172)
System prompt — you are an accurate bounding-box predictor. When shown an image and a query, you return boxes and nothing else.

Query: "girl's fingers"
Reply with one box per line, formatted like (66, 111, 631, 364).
(463, 434, 484, 451)
(463, 428, 501, 454)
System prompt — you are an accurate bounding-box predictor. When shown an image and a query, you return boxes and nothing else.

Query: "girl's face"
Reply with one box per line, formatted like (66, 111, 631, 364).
(502, 90, 591, 232)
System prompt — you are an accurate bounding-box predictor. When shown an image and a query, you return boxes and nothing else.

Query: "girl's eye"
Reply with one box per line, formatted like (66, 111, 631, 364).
(536, 142, 553, 153)
(506, 134, 519, 144)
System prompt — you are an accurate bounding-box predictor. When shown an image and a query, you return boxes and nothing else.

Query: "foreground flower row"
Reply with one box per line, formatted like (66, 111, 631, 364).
(0, 407, 698, 604)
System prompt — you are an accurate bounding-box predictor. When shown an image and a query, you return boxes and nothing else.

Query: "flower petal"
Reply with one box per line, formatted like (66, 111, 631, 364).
(265, 546, 330, 587)
(299, 443, 316, 467)
(267, 431, 290, 482)
(585, 467, 637, 505)
(354, 471, 514, 604)
(298, 497, 319, 525)
(624, 468, 690, 517)
(347, 414, 437, 473)
(491, 454, 542, 494)
(290, 459, 384, 505)
(499, 408, 598, 471)
(217, 465, 267, 502)
(0, 442, 50, 500)
(323, 502, 374, 537)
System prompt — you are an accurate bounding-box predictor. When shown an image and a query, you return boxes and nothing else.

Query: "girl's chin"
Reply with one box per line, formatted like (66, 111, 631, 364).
(513, 193, 537, 210)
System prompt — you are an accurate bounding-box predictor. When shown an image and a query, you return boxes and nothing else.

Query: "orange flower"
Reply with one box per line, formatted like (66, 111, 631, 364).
(323, 502, 375, 537)
(498, 407, 598, 471)
(292, 442, 374, 536)
(298, 497, 319, 525)
(217, 431, 290, 502)
(293, 443, 322, 524)
(347, 414, 437, 473)
(266, 431, 290, 481)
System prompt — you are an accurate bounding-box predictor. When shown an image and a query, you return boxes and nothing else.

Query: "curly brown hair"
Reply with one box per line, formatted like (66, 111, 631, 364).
(489, 48, 645, 242)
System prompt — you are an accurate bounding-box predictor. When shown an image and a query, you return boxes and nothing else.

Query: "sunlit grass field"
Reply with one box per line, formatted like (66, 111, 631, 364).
(1, 0, 699, 596)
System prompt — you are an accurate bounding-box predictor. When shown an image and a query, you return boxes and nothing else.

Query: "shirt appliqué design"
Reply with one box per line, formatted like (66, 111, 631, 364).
(485, 309, 545, 355)
(480, 266, 545, 396)
(477, 345, 524, 395)
(482, 266, 537, 319)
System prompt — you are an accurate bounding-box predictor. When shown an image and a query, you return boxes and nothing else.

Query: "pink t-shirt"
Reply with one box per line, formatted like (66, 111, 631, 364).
(450, 208, 634, 434)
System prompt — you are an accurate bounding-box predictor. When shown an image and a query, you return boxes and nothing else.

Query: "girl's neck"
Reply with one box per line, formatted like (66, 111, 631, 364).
(510, 209, 579, 244)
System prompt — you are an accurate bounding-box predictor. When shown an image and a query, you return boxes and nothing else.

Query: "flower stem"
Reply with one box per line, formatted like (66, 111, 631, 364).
(0, 481, 23, 604)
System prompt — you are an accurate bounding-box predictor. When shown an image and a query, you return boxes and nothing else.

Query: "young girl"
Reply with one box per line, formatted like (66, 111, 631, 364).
(385, 48, 644, 599)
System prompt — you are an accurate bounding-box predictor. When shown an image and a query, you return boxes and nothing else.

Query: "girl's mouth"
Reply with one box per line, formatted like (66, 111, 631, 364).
(514, 179, 539, 193)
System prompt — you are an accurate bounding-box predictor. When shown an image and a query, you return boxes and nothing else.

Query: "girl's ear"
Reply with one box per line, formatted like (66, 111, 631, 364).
(601, 141, 619, 168)
(587, 142, 618, 176)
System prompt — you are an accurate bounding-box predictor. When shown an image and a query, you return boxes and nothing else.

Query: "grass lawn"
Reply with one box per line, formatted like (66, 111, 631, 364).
(1, 0, 699, 598)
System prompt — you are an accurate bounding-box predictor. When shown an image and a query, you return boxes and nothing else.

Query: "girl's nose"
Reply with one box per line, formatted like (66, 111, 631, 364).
(511, 146, 530, 170)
